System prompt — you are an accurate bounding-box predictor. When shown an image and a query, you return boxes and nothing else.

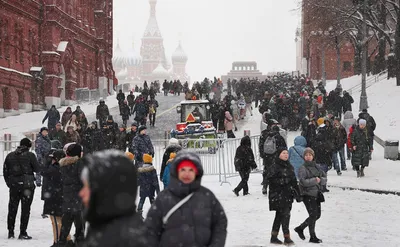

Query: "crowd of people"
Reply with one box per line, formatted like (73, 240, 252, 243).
(2, 73, 378, 246)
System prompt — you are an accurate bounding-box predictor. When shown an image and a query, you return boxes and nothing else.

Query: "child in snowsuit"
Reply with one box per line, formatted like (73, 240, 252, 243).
(137, 154, 160, 217)
(162, 152, 176, 189)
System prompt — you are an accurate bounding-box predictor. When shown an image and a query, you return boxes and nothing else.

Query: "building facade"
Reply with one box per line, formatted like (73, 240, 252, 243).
(0, 0, 114, 117)
(112, 0, 190, 89)
(221, 61, 267, 83)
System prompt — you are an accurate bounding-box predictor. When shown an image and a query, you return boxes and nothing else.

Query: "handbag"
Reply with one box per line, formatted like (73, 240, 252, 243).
(317, 191, 325, 203)
(163, 193, 194, 226)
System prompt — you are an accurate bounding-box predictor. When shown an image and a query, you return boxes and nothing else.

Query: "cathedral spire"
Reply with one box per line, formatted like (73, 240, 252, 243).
(149, 0, 157, 17)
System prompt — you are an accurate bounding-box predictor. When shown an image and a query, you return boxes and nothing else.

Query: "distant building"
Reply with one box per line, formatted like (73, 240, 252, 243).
(221, 61, 267, 83)
(113, 0, 190, 90)
(0, 1, 114, 117)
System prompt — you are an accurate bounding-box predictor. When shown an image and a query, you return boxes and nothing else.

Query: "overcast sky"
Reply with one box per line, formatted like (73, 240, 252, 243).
(113, 0, 299, 82)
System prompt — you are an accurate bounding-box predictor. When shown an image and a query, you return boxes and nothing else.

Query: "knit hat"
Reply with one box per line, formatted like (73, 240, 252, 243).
(131, 122, 138, 127)
(143, 153, 153, 164)
(176, 160, 199, 174)
(125, 152, 134, 161)
(303, 147, 315, 157)
(138, 125, 147, 134)
(359, 119, 367, 126)
(276, 147, 288, 157)
(40, 127, 49, 133)
(317, 118, 325, 126)
(170, 152, 177, 159)
(66, 144, 82, 157)
(169, 138, 179, 146)
(20, 138, 32, 148)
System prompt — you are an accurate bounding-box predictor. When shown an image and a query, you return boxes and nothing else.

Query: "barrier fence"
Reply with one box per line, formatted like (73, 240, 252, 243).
(1, 135, 263, 182)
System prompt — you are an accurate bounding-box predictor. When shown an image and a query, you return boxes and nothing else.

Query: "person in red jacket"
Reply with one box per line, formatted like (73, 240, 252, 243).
(347, 123, 357, 170)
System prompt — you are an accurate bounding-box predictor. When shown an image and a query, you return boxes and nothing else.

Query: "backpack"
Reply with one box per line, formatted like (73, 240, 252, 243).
(263, 136, 277, 155)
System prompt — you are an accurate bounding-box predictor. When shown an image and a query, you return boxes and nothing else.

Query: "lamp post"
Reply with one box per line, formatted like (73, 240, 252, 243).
(359, 0, 368, 111)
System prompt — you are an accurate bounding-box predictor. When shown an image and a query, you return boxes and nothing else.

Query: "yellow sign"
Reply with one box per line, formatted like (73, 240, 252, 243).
(186, 113, 196, 123)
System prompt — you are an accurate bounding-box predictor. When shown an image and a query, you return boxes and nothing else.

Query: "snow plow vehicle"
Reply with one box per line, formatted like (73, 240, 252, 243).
(170, 100, 218, 153)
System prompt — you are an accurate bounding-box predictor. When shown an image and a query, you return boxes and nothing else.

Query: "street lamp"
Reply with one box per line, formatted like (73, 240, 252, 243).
(359, 0, 368, 111)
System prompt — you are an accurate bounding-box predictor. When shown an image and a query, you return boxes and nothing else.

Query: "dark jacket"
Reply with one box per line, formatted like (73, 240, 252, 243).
(132, 134, 154, 163)
(35, 133, 52, 166)
(96, 104, 110, 120)
(116, 92, 125, 103)
(145, 152, 228, 247)
(298, 161, 327, 198)
(312, 126, 333, 167)
(138, 164, 159, 198)
(60, 156, 83, 213)
(127, 94, 136, 106)
(49, 129, 67, 146)
(81, 127, 105, 154)
(160, 144, 182, 180)
(259, 129, 287, 158)
(350, 126, 372, 166)
(332, 125, 348, 151)
(61, 107, 73, 127)
(267, 157, 298, 211)
(127, 130, 137, 153)
(43, 108, 60, 129)
(120, 104, 131, 121)
(342, 92, 354, 113)
(42, 152, 64, 216)
(102, 119, 118, 149)
(82, 151, 148, 247)
(65, 130, 81, 144)
(234, 136, 257, 172)
(115, 130, 128, 151)
(3, 146, 39, 188)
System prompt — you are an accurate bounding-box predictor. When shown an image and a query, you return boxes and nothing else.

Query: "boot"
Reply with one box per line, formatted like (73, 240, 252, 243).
(357, 171, 361, 178)
(8, 230, 14, 239)
(336, 170, 342, 176)
(18, 232, 32, 240)
(294, 226, 305, 240)
(310, 236, 323, 243)
(284, 234, 295, 246)
(360, 167, 365, 177)
(243, 192, 250, 196)
(233, 189, 239, 197)
(65, 240, 76, 247)
(270, 232, 283, 245)
(321, 185, 330, 193)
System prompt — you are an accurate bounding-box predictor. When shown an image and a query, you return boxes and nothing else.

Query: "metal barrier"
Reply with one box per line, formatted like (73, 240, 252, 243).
(1, 136, 262, 183)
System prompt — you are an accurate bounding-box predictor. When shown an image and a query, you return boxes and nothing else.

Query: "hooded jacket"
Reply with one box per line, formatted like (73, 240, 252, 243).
(160, 144, 182, 180)
(60, 156, 83, 213)
(288, 136, 307, 178)
(145, 152, 228, 247)
(234, 136, 257, 172)
(298, 161, 327, 198)
(342, 111, 356, 135)
(81, 151, 148, 247)
(61, 107, 73, 127)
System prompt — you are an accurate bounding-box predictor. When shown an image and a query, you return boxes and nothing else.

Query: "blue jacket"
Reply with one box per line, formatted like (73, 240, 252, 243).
(162, 160, 172, 188)
(288, 136, 307, 178)
(138, 164, 159, 198)
(35, 133, 52, 166)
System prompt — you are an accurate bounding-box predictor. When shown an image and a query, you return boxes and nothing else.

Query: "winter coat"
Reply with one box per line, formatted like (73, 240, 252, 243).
(127, 94, 136, 106)
(162, 160, 172, 188)
(42, 159, 63, 216)
(82, 150, 148, 247)
(342, 92, 354, 113)
(49, 129, 67, 146)
(298, 161, 327, 198)
(148, 99, 159, 114)
(138, 164, 159, 198)
(350, 126, 372, 166)
(358, 112, 376, 137)
(267, 158, 299, 211)
(120, 104, 131, 121)
(35, 133, 52, 166)
(117, 92, 125, 104)
(43, 108, 61, 129)
(64, 120, 79, 132)
(160, 144, 182, 180)
(127, 130, 137, 153)
(145, 152, 228, 247)
(259, 129, 287, 158)
(65, 130, 81, 144)
(342, 111, 357, 135)
(61, 107, 73, 127)
(133, 101, 149, 121)
(132, 134, 154, 163)
(3, 146, 39, 188)
(332, 125, 347, 151)
(234, 136, 257, 172)
(102, 121, 118, 149)
(224, 111, 234, 131)
(96, 104, 109, 120)
(312, 126, 333, 168)
(60, 156, 83, 213)
(288, 136, 307, 178)
(81, 128, 105, 154)
(115, 130, 128, 151)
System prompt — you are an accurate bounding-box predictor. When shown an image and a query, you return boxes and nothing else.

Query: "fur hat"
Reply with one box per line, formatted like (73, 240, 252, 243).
(317, 118, 325, 126)
(20, 138, 32, 148)
(66, 144, 82, 157)
(170, 152, 177, 159)
(169, 138, 179, 146)
(125, 152, 134, 161)
(143, 153, 153, 164)
(303, 148, 315, 157)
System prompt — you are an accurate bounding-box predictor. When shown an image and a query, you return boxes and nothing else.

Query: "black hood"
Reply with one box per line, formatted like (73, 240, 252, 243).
(15, 146, 29, 155)
(240, 136, 251, 147)
(168, 151, 204, 198)
(165, 144, 182, 153)
(82, 150, 137, 227)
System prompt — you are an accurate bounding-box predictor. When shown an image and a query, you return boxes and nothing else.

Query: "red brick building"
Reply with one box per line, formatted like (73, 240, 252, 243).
(0, 0, 114, 117)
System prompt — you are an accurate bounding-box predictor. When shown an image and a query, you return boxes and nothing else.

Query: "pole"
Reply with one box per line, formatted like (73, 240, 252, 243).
(336, 36, 342, 88)
(307, 39, 310, 77)
(359, 0, 369, 111)
(322, 44, 326, 86)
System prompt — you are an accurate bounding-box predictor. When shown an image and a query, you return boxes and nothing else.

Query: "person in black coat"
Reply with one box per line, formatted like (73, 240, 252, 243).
(3, 138, 39, 240)
(49, 123, 67, 147)
(120, 101, 131, 126)
(127, 91, 136, 114)
(96, 99, 110, 127)
(267, 148, 299, 245)
(79, 150, 148, 247)
(102, 116, 118, 149)
(233, 136, 257, 196)
(42, 150, 71, 246)
(342, 91, 354, 113)
(127, 123, 138, 153)
(115, 124, 128, 151)
(42, 105, 61, 131)
(145, 151, 228, 247)
(81, 121, 105, 155)
(159, 138, 182, 181)
(58, 144, 85, 246)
